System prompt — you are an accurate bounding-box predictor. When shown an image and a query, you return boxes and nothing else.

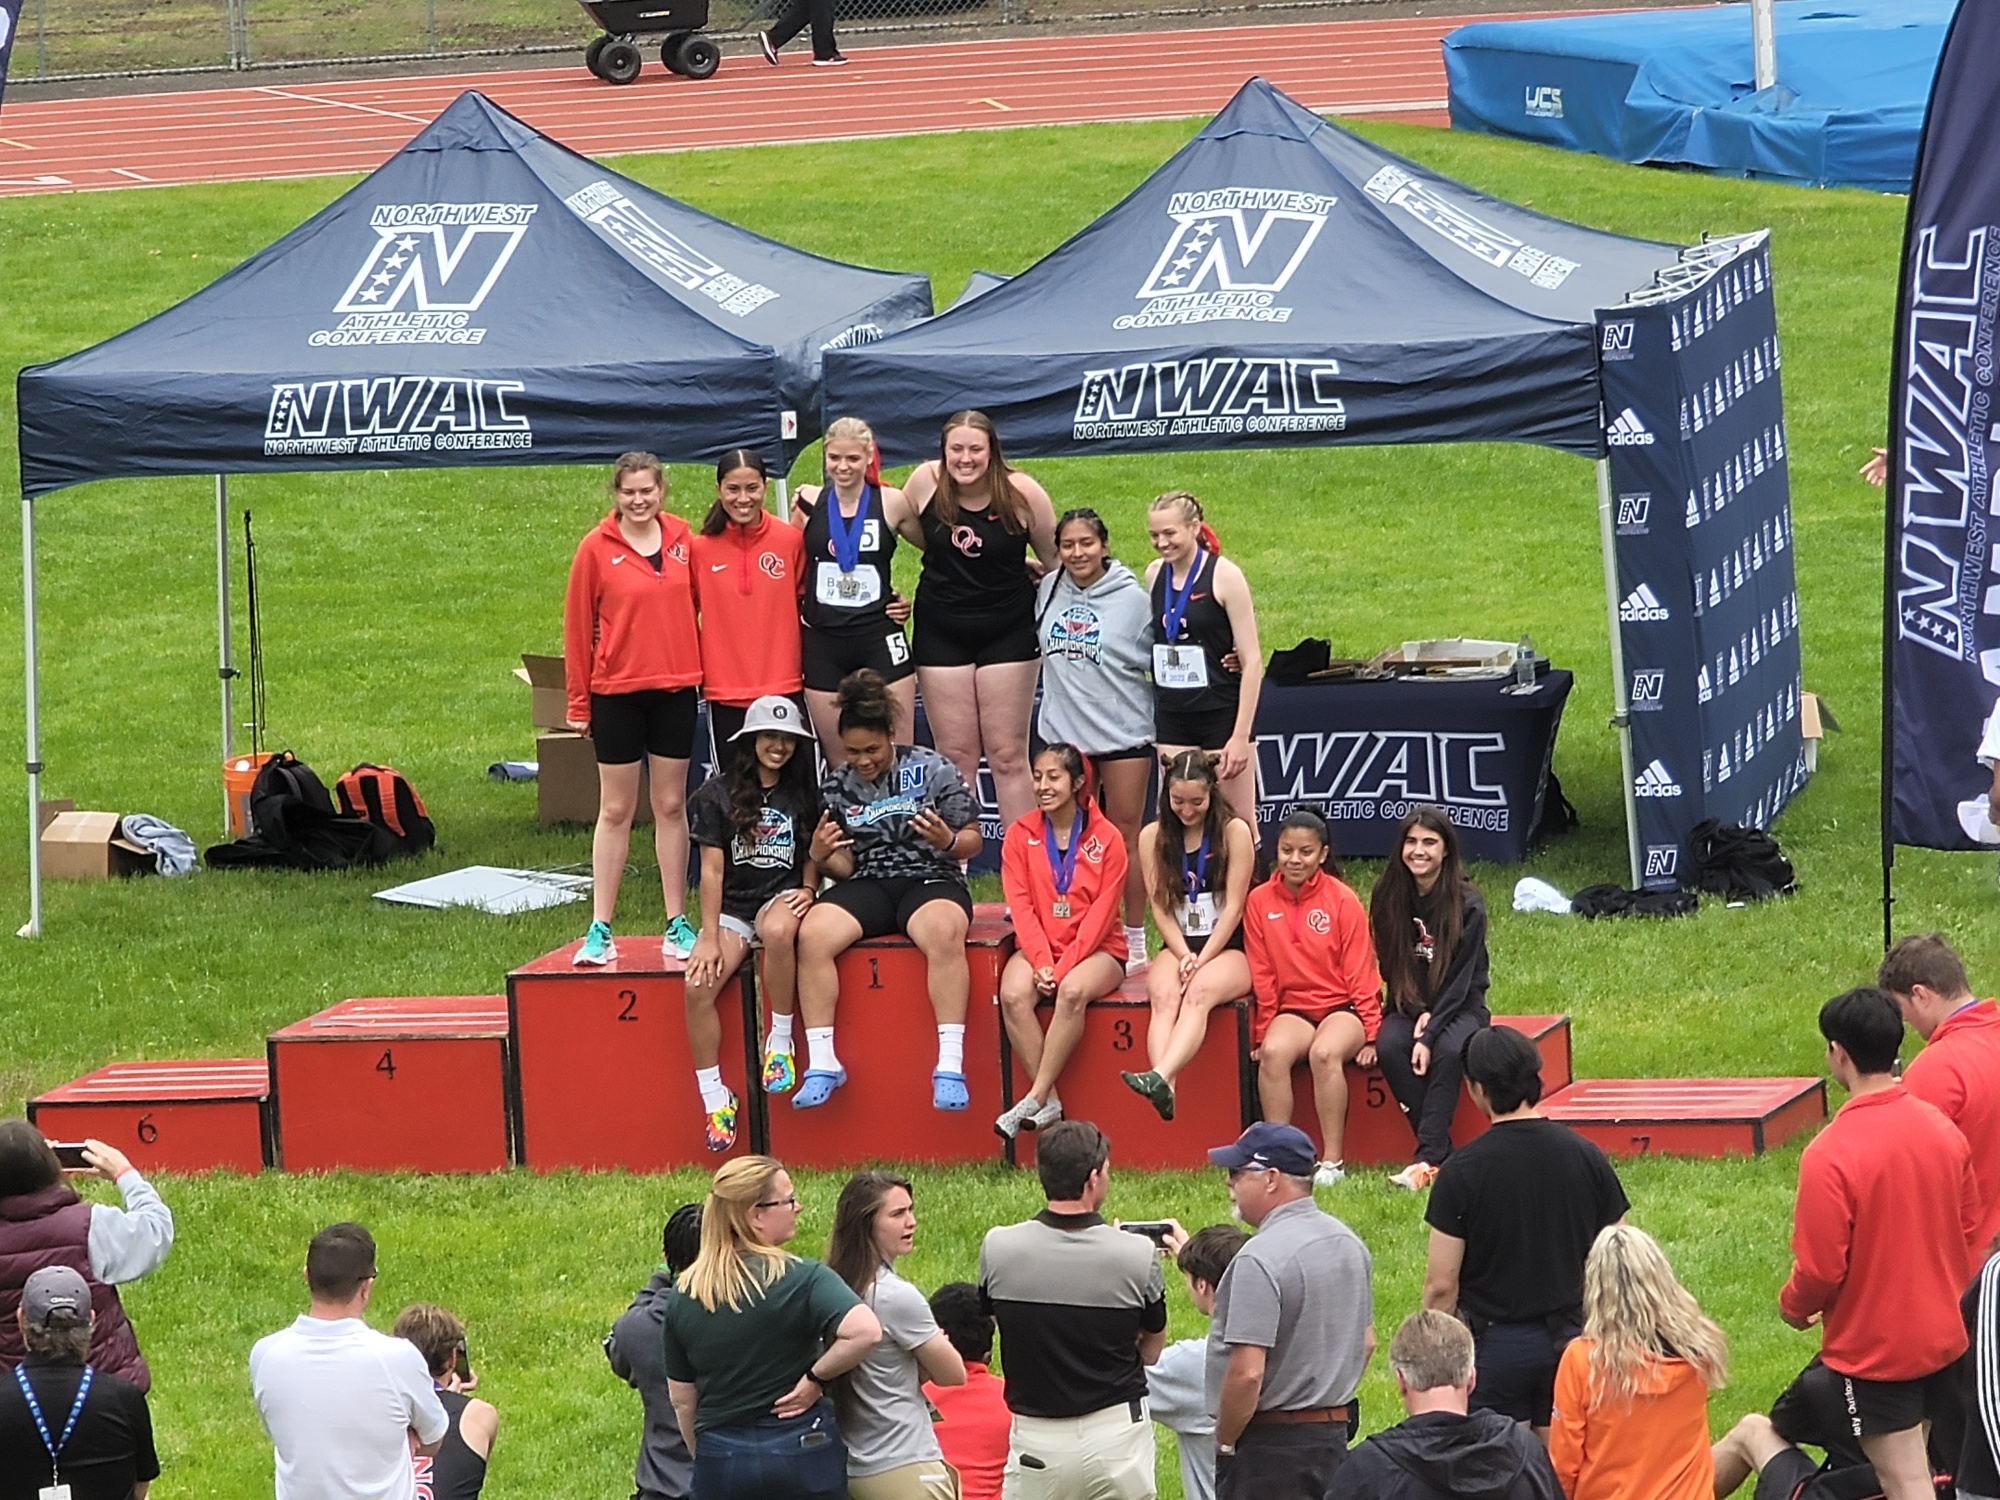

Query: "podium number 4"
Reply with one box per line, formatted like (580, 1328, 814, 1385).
(376, 1049, 396, 1081)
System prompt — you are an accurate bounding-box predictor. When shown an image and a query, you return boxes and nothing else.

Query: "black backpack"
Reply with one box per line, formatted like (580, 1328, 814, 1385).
(1690, 818, 1798, 901)
(1570, 884, 1700, 920)
(335, 764, 435, 858)
(205, 752, 397, 872)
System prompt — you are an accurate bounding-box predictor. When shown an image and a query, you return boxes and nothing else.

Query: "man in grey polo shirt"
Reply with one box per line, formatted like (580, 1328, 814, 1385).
(1206, 1122, 1374, 1500)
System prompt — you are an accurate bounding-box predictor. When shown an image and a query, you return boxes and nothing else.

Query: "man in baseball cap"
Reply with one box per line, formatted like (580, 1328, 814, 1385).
(1204, 1123, 1375, 1499)
(1, 1265, 160, 1498)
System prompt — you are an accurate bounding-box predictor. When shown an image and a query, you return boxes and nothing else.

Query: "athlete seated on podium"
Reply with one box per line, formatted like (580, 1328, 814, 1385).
(994, 743, 1132, 1140)
(794, 669, 983, 1112)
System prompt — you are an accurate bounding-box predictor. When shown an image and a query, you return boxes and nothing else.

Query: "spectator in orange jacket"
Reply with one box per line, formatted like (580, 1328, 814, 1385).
(1549, 1225, 1727, 1500)
(690, 450, 806, 772)
(1776, 987, 1981, 1500)
(563, 452, 704, 969)
(1878, 932, 2000, 1260)
(995, 743, 1131, 1139)
(1244, 810, 1383, 1186)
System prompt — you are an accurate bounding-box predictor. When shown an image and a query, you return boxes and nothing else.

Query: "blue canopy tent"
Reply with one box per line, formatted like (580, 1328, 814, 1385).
(824, 78, 1803, 889)
(14, 89, 930, 934)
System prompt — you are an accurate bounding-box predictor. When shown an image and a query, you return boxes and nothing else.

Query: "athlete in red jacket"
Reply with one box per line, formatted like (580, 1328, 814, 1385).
(690, 449, 805, 763)
(1777, 987, 1981, 1500)
(562, 453, 703, 968)
(1243, 810, 1383, 1186)
(994, 743, 1131, 1139)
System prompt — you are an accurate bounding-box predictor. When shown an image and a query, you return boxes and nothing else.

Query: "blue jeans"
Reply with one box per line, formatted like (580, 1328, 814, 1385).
(693, 1399, 848, 1500)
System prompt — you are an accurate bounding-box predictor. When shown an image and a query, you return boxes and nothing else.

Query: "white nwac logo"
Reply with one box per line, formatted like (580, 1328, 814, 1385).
(335, 203, 538, 314)
(1137, 189, 1332, 299)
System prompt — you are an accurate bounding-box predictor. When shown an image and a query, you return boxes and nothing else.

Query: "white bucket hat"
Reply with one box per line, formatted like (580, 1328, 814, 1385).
(729, 695, 812, 741)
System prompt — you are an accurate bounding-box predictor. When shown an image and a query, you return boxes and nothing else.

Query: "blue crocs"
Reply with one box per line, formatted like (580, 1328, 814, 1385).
(932, 1071, 970, 1111)
(793, 1068, 847, 1109)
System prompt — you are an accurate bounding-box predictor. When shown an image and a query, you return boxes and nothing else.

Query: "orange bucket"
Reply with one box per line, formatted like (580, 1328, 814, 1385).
(223, 752, 275, 836)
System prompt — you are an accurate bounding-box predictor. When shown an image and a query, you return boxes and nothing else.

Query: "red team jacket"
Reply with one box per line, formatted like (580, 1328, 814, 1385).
(1902, 999, 2000, 1258)
(1780, 1084, 1980, 1380)
(1242, 869, 1383, 1046)
(1001, 804, 1129, 984)
(563, 512, 701, 724)
(690, 512, 806, 705)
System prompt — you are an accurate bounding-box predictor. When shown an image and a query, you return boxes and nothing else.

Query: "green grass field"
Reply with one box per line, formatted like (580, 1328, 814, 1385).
(0, 114, 1988, 1496)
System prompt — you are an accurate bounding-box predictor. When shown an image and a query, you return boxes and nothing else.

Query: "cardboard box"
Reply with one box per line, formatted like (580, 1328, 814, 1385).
(515, 654, 570, 732)
(37, 799, 75, 834)
(1801, 692, 1840, 773)
(41, 811, 152, 880)
(537, 732, 649, 826)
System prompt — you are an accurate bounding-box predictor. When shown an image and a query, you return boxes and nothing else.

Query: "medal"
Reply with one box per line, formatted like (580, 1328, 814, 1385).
(1159, 550, 1208, 649)
(1043, 808, 1084, 921)
(1182, 829, 1210, 901)
(823, 482, 870, 599)
(836, 574, 861, 600)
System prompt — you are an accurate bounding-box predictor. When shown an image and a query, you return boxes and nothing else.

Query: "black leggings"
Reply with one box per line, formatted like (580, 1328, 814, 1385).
(1376, 1008, 1489, 1167)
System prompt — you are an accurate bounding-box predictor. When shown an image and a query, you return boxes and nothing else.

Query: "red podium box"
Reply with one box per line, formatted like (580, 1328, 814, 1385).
(29, 1060, 270, 1175)
(1283, 1014, 1573, 1167)
(1010, 974, 1250, 1170)
(510, 944, 755, 1172)
(1542, 1077, 1826, 1157)
(270, 997, 512, 1174)
(763, 909, 1015, 1169)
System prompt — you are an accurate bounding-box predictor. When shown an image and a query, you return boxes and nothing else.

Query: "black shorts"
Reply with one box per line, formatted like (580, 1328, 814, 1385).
(1469, 1320, 1576, 1427)
(801, 621, 914, 692)
(1154, 702, 1238, 750)
(1751, 1446, 1822, 1500)
(591, 689, 698, 765)
(913, 607, 1039, 668)
(1088, 745, 1156, 766)
(1770, 1355, 1957, 1453)
(817, 876, 972, 939)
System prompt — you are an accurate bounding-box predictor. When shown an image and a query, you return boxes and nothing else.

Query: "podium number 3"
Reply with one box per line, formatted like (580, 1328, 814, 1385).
(1112, 1019, 1134, 1052)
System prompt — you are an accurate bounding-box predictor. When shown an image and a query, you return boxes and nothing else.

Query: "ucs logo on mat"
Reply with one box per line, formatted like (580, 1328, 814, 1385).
(1117, 187, 1332, 330)
(311, 203, 538, 348)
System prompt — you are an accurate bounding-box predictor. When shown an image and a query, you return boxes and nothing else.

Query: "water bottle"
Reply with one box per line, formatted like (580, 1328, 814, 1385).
(1514, 635, 1537, 690)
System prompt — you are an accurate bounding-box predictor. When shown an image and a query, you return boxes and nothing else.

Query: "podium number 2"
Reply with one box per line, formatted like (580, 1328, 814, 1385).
(618, 989, 639, 1022)
(376, 1049, 396, 1081)
(136, 1114, 158, 1144)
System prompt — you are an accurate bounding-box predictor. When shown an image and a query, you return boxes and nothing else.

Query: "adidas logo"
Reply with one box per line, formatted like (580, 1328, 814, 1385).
(1607, 407, 1656, 446)
(1619, 584, 1670, 622)
(1634, 759, 1682, 798)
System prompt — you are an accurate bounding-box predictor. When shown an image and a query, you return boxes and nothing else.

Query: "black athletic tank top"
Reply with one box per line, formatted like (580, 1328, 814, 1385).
(1151, 550, 1239, 716)
(427, 1389, 488, 1500)
(1173, 819, 1247, 950)
(916, 487, 1033, 620)
(798, 485, 897, 632)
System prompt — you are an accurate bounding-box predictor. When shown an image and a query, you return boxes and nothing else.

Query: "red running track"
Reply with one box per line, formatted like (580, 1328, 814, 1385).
(0, 15, 1554, 197)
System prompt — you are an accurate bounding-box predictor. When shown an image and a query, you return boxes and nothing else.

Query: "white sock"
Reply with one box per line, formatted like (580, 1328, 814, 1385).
(937, 1024, 966, 1075)
(806, 1026, 841, 1074)
(766, 1012, 796, 1051)
(694, 1067, 729, 1111)
(1124, 925, 1147, 961)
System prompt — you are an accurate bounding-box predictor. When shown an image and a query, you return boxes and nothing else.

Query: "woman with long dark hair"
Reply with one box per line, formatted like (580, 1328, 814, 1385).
(1369, 805, 1492, 1191)
(824, 1172, 966, 1500)
(662, 1156, 881, 1500)
(1119, 752, 1256, 1122)
(685, 696, 822, 1150)
(994, 742, 1131, 1139)
(899, 411, 1058, 831)
(1034, 507, 1155, 968)
(794, 670, 983, 1113)
(691, 449, 806, 768)
(564, 452, 703, 966)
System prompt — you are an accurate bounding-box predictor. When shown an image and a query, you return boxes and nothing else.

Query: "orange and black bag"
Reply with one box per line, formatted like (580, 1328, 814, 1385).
(335, 763, 435, 858)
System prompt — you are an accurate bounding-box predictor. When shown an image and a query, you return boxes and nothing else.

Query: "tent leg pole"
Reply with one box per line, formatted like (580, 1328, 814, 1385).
(20, 496, 43, 939)
(1597, 459, 1643, 889)
(217, 474, 234, 833)
(771, 478, 788, 520)
(1751, 0, 1777, 90)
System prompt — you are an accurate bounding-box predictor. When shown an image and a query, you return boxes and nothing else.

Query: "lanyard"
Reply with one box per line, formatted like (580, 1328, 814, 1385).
(1043, 808, 1084, 897)
(1181, 830, 1210, 900)
(1160, 551, 1208, 644)
(16, 1363, 92, 1484)
(824, 484, 871, 574)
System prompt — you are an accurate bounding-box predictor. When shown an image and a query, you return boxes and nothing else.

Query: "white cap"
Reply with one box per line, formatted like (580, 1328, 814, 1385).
(729, 696, 811, 741)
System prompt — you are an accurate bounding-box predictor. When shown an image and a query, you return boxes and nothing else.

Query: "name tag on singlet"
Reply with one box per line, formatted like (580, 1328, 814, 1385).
(1153, 644, 1210, 690)
(815, 561, 883, 608)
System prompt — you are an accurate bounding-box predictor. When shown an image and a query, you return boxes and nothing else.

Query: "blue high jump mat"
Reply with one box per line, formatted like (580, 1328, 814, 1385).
(1443, 0, 1953, 193)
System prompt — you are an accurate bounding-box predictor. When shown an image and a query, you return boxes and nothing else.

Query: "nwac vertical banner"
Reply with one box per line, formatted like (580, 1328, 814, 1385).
(1598, 231, 1808, 889)
(0, 0, 22, 107)
(1884, 0, 2000, 862)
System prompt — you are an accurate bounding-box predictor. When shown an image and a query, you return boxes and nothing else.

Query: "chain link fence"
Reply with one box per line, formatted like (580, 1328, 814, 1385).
(7, 0, 1327, 82)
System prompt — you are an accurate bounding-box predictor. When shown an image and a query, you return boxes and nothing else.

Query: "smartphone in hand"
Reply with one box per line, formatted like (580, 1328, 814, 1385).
(1118, 1221, 1175, 1246)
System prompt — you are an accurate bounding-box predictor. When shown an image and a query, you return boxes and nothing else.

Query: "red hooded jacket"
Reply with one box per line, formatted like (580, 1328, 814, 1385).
(1001, 802, 1129, 983)
(1902, 999, 2000, 1260)
(690, 512, 806, 706)
(1243, 868, 1383, 1046)
(563, 512, 701, 724)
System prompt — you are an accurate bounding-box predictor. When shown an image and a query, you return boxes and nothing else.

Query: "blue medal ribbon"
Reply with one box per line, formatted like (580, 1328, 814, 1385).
(1160, 550, 1207, 644)
(16, 1363, 92, 1484)
(824, 483, 871, 574)
(1181, 829, 1210, 900)
(1043, 808, 1084, 900)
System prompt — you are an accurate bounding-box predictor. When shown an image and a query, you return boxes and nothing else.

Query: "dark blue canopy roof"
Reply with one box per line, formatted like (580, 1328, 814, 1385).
(823, 78, 1689, 463)
(17, 91, 930, 498)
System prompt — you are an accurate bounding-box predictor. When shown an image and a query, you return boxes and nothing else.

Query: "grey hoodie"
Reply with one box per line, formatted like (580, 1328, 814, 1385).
(1035, 559, 1156, 754)
(605, 1270, 693, 1500)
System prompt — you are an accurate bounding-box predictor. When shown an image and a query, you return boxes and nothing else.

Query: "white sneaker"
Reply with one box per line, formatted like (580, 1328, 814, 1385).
(993, 1096, 1038, 1140)
(1313, 1160, 1345, 1187)
(1024, 1092, 1064, 1131)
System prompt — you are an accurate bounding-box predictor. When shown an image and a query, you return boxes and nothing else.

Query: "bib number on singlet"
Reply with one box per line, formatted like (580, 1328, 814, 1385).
(886, 631, 910, 665)
(1153, 644, 1210, 690)
(816, 562, 883, 609)
(1178, 892, 1218, 937)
